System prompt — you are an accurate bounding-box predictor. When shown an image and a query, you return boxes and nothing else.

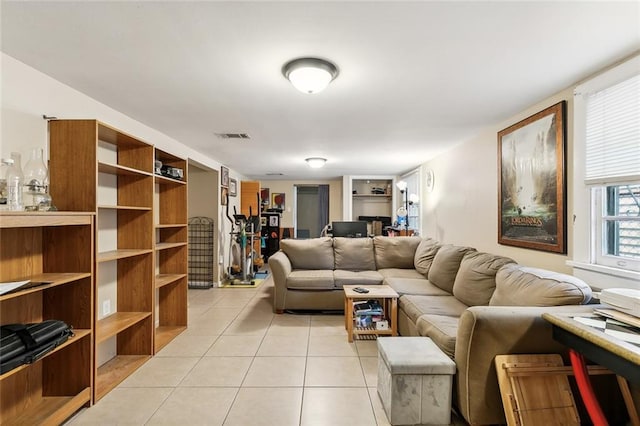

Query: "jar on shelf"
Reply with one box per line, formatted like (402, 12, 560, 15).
(5, 158, 23, 211)
(0, 159, 8, 206)
(23, 148, 49, 211)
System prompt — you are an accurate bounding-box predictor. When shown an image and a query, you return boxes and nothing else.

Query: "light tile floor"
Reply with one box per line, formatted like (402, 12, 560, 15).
(70, 275, 465, 425)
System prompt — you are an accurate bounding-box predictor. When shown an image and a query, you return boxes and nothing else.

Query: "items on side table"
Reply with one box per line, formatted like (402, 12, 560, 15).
(343, 285, 398, 342)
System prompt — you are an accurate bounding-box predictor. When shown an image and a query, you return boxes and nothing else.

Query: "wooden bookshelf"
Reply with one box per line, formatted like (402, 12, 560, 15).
(49, 119, 155, 402)
(95, 355, 151, 401)
(154, 148, 188, 353)
(0, 212, 94, 424)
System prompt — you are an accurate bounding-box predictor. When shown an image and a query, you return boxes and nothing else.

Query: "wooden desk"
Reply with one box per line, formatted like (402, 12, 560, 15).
(543, 312, 640, 426)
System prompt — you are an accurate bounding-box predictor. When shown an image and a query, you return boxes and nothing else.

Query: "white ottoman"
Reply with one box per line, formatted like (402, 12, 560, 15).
(377, 337, 456, 425)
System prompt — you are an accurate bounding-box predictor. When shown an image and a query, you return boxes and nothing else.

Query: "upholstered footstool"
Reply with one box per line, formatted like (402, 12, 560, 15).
(377, 337, 456, 425)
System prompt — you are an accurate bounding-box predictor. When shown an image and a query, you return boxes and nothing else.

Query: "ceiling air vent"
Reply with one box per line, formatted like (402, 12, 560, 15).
(266, 172, 284, 176)
(215, 133, 251, 139)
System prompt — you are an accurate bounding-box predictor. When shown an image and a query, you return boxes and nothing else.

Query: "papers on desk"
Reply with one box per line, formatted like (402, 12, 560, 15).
(595, 308, 640, 328)
(0, 280, 31, 296)
(578, 312, 640, 347)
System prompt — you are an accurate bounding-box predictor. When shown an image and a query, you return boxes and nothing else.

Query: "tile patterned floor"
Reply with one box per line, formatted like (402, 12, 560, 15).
(69, 275, 465, 425)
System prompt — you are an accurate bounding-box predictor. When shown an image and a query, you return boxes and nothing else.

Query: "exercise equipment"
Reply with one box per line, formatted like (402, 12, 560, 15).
(224, 192, 261, 285)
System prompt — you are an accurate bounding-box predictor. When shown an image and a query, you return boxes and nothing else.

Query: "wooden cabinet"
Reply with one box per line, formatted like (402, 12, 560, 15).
(49, 120, 187, 402)
(241, 180, 261, 256)
(0, 212, 94, 425)
(153, 149, 188, 352)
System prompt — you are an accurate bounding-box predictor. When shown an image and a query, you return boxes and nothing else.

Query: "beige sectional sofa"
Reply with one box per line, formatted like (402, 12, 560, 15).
(268, 236, 601, 425)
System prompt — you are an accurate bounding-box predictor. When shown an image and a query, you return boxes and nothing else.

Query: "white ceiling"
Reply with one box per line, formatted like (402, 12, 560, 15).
(2, 1, 639, 180)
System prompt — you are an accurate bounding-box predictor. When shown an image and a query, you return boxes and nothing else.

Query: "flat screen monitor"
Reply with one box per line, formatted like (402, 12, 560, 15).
(331, 221, 368, 238)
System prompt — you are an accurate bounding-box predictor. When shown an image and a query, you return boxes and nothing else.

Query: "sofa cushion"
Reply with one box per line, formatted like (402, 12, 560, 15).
(385, 277, 450, 296)
(414, 238, 441, 276)
(286, 270, 335, 290)
(399, 295, 469, 323)
(452, 252, 516, 306)
(428, 245, 477, 293)
(334, 270, 384, 288)
(334, 237, 376, 271)
(490, 264, 592, 306)
(416, 314, 459, 358)
(280, 237, 334, 270)
(378, 268, 426, 280)
(373, 236, 422, 269)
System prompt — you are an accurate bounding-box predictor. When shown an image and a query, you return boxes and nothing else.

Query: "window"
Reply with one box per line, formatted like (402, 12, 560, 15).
(594, 184, 640, 271)
(576, 56, 640, 274)
(401, 169, 421, 234)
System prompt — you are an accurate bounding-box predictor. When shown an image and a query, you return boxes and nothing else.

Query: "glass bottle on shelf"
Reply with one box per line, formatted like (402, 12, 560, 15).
(5, 158, 23, 211)
(0, 159, 8, 207)
(23, 148, 49, 211)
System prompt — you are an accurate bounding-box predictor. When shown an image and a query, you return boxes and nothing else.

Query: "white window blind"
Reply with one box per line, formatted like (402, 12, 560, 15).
(584, 73, 640, 185)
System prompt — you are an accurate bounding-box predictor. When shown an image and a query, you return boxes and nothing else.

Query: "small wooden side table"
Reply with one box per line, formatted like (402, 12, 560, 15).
(343, 285, 399, 342)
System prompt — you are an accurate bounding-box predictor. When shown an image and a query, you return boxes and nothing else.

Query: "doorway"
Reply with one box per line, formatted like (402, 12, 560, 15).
(187, 161, 220, 285)
(294, 185, 329, 238)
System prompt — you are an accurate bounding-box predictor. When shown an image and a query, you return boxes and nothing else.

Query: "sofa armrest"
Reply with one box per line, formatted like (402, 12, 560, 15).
(454, 304, 600, 425)
(268, 251, 292, 313)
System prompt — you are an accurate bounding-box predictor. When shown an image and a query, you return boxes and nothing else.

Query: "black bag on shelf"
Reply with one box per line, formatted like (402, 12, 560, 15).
(0, 320, 74, 374)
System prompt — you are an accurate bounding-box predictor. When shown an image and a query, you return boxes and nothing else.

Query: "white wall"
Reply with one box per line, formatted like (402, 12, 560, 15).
(421, 54, 640, 291)
(1, 53, 246, 284)
(262, 179, 343, 229)
(421, 88, 574, 273)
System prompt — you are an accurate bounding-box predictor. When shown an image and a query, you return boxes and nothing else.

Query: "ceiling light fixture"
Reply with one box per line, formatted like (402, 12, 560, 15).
(305, 157, 327, 168)
(282, 57, 339, 94)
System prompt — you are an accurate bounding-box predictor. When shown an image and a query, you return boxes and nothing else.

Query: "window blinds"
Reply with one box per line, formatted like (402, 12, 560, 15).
(584, 73, 640, 185)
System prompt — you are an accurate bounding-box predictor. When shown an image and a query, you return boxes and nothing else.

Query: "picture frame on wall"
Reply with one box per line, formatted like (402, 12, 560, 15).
(221, 166, 229, 188)
(260, 188, 270, 211)
(229, 178, 237, 197)
(221, 187, 229, 205)
(271, 193, 285, 210)
(497, 101, 567, 254)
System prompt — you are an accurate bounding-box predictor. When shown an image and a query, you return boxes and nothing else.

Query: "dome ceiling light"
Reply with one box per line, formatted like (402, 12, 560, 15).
(305, 157, 327, 168)
(282, 58, 339, 94)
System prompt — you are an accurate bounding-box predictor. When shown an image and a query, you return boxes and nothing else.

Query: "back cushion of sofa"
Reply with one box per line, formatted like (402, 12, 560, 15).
(280, 237, 334, 270)
(427, 245, 477, 293)
(373, 236, 422, 269)
(452, 252, 516, 306)
(334, 237, 376, 271)
(490, 264, 592, 306)
(413, 238, 441, 276)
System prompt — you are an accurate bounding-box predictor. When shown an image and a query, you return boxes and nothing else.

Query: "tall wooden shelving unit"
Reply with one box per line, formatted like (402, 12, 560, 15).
(153, 149, 188, 352)
(48, 119, 191, 402)
(0, 212, 94, 425)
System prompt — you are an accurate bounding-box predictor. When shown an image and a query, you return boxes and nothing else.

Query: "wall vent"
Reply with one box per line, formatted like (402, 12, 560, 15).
(215, 133, 251, 139)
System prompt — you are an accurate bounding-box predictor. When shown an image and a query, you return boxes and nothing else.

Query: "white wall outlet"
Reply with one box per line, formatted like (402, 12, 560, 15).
(102, 299, 111, 316)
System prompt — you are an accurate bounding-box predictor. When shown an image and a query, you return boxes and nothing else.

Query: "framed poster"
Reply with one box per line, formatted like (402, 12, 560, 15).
(221, 166, 229, 188)
(229, 178, 237, 197)
(260, 188, 270, 209)
(498, 101, 567, 253)
(272, 193, 285, 210)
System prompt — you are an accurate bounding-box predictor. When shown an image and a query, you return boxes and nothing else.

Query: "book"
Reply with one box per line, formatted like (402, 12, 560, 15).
(353, 300, 382, 314)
